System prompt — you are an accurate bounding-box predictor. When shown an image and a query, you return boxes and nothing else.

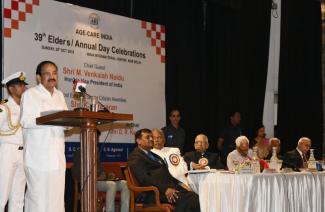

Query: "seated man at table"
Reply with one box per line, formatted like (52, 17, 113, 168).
(283, 137, 311, 169)
(150, 128, 190, 189)
(227, 136, 253, 171)
(184, 134, 224, 170)
(128, 128, 200, 212)
(72, 147, 130, 212)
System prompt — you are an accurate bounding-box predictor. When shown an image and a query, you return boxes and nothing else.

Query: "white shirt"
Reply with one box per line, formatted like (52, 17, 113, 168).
(296, 147, 305, 161)
(151, 147, 189, 186)
(20, 84, 68, 171)
(227, 149, 253, 171)
(0, 96, 23, 145)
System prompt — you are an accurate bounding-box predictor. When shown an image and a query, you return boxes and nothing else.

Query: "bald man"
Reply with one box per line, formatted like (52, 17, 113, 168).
(184, 134, 224, 170)
(283, 137, 311, 169)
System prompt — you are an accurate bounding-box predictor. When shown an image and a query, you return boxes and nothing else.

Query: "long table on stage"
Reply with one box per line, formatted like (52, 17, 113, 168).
(188, 171, 325, 212)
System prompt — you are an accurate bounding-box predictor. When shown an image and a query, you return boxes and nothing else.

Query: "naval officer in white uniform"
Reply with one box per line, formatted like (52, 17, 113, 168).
(0, 72, 27, 212)
(20, 61, 68, 212)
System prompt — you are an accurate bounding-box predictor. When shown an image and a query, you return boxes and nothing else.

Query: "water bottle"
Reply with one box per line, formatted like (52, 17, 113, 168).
(308, 149, 317, 169)
(251, 147, 260, 173)
(269, 147, 279, 171)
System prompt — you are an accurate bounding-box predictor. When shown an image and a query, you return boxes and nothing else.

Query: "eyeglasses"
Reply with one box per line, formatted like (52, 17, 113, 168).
(141, 135, 153, 141)
(194, 141, 207, 145)
(153, 136, 163, 141)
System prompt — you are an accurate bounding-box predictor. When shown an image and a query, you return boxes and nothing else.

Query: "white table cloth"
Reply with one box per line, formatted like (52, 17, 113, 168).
(188, 171, 325, 212)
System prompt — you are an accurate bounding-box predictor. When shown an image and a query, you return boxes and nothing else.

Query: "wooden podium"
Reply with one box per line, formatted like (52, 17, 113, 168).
(36, 111, 133, 212)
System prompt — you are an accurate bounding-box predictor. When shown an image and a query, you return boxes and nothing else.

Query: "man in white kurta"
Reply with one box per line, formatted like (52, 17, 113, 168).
(227, 136, 253, 171)
(0, 72, 27, 212)
(20, 61, 68, 212)
(151, 128, 190, 189)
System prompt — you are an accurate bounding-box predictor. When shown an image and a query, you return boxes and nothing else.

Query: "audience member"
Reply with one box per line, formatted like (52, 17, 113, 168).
(227, 136, 253, 171)
(162, 109, 186, 153)
(217, 111, 242, 156)
(128, 129, 200, 212)
(283, 137, 311, 169)
(184, 134, 224, 170)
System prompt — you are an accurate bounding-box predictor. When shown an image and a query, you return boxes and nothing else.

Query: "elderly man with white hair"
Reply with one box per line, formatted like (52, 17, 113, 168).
(184, 134, 224, 170)
(266, 138, 283, 160)
(283, 137, 311, 169)
(151, 128, 190, 190)
(226, 136, 253, 171)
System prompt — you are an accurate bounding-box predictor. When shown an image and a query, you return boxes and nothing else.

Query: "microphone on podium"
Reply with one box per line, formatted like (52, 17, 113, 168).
(78, 85, 86, 93)
(72, 79, 110, 112)
(73, 79, 87, 93)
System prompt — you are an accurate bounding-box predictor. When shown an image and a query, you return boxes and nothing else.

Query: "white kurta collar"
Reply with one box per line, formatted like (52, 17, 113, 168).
(37, 83, 58, 97)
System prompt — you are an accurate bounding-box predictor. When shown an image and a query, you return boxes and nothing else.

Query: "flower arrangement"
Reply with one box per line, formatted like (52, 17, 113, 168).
(259, 159, 269, 169)
(233, 159, 251, 173)
(233, 158, 269, 173)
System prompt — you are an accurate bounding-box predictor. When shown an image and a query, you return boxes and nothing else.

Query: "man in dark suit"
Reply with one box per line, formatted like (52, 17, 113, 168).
(127, 129, 200, 212)
(184, 134, 224, 170)
(283, 137, 311, 170)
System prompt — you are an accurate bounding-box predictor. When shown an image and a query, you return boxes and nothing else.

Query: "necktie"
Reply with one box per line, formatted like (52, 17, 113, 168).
(302, 154, 308, 168)
(147, 151, 157, 161)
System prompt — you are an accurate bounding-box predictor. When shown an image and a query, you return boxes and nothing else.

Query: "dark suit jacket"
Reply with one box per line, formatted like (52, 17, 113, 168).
(127, 147, 179, 201)
(283, 149, 308, 169)
(183, 151, 224, 169)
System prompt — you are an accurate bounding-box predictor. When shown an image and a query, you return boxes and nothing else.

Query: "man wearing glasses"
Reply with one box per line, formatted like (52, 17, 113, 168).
(184, 134, 224, 170)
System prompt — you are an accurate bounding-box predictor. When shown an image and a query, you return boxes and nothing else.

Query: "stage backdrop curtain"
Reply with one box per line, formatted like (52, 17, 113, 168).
(277, 0, 323, 159)
(23, 0, 271, 152)
(162, 0, 271, 152)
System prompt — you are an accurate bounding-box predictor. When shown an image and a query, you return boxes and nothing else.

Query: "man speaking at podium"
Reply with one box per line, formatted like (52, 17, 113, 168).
(20, 61, 68, 212)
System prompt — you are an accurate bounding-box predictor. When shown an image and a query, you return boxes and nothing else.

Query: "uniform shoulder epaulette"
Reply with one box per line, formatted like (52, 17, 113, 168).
(0, 99, 8, 112)
(0, 99, 8, 105)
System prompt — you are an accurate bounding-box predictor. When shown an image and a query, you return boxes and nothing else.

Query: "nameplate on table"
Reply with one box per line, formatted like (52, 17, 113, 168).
(188, 169, 217, 174)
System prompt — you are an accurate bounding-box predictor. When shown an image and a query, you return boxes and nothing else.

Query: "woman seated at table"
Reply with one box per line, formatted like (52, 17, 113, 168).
(227, 136, 253, 171)
(151, 128, 190, 189)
